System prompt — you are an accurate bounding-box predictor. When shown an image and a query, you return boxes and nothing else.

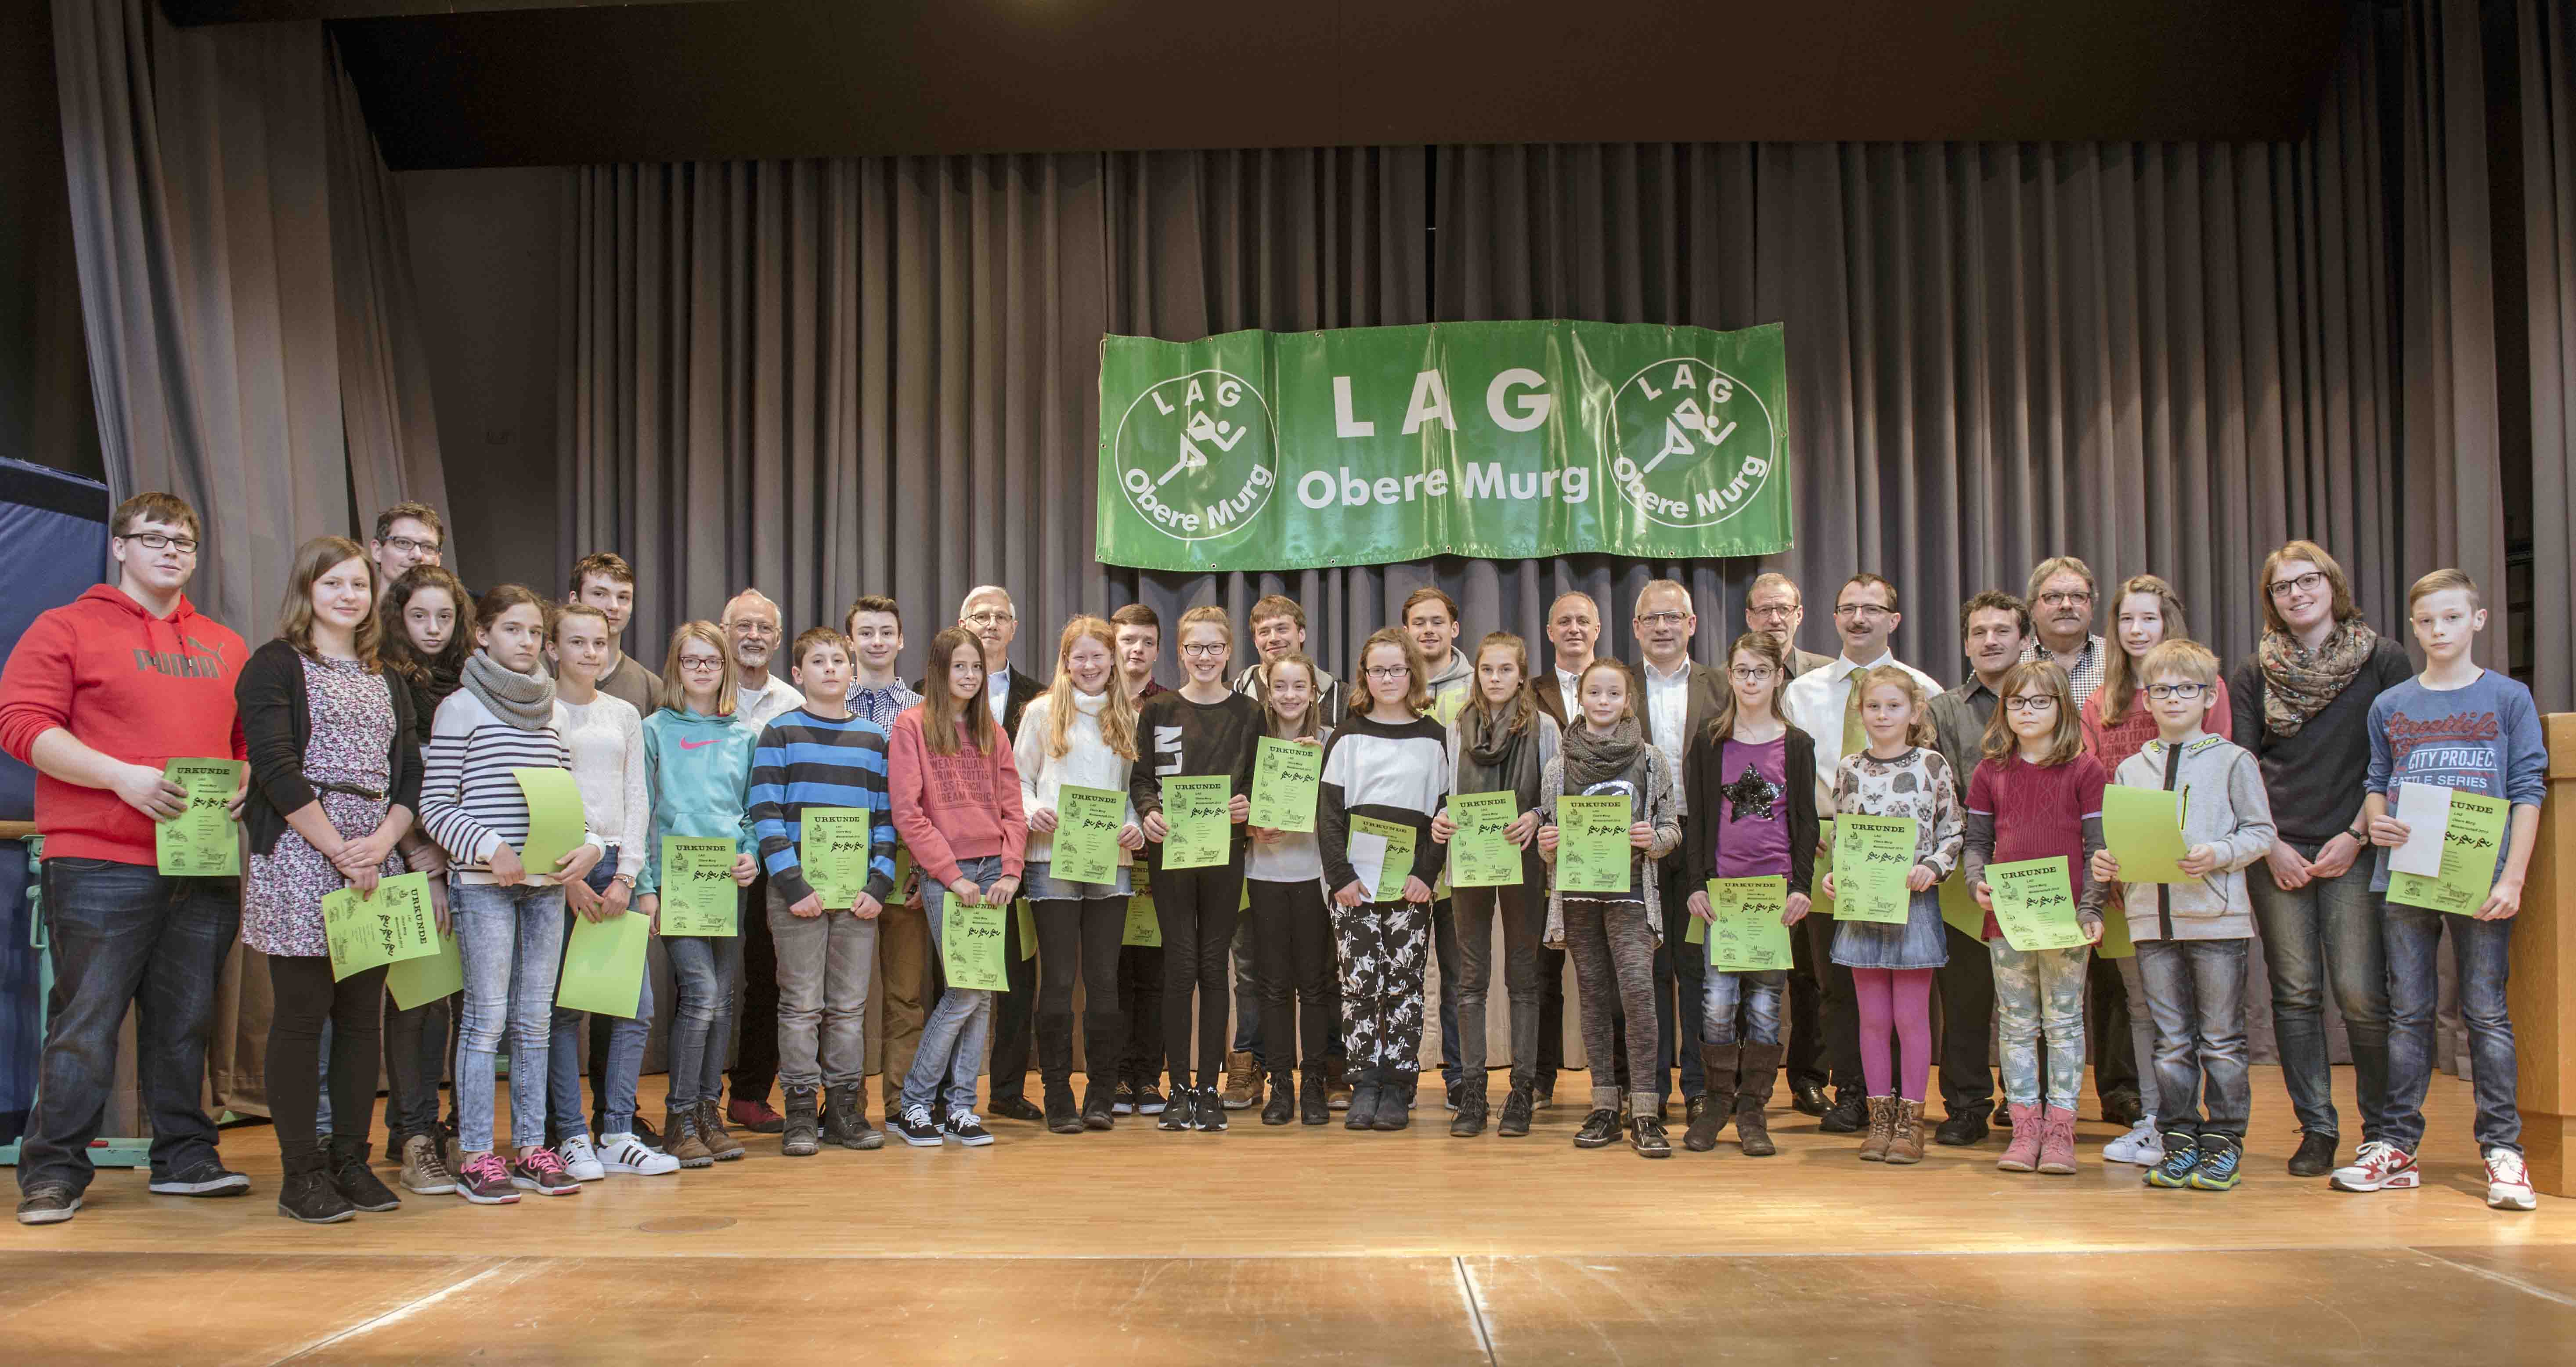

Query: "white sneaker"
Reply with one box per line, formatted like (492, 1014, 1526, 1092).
(598, 1133, 680, 1177)
(556, 1135, 606, 1183)
(2103, 1116, 2164, 1166)
(2328, 1139, 2419, 1192)
(2485, 1147, 2537, 1211)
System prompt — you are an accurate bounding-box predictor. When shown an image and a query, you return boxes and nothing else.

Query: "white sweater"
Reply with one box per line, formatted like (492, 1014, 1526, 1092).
(1013, 690, 1140, 867)
(559, 693, 650, 879)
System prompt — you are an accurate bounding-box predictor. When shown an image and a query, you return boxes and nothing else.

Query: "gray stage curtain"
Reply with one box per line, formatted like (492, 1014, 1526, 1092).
(2525, 0, 2576, 709)
(51, 0, 453, 1113)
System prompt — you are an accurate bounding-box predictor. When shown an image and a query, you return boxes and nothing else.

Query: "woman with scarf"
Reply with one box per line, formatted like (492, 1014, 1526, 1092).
(2226, 541, 2412, 1181)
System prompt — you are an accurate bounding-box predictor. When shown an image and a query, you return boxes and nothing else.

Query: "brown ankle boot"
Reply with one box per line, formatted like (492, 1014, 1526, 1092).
(663, 1106, 713, 1168)
(1885, 1098, 1927, 1164)
(1735, 1042, 1783, 1156)
(695, 1097, 747, 1161)
(1858, 1095, 1898, 1161)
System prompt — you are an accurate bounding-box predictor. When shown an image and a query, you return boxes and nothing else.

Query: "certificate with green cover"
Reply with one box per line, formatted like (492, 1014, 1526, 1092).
(1553, 793, 1632, 895)
(2102, 785, 2193, 883)
(800, 807, 872, 908)
(322, 872, 437, 980)
(1703, 876, 1793, 971)
(1988, 856, 2089, 951)
(1122, 892, 1162, 946)
(941, 897, 1011, 991)
(1446, 792, 1523, 888)
(1348, 814, 1418, 903)
(556, 908, 650, 1017)
(1050, 785, 1127, 886)
(1829, 815, 1916, 923)
(156, 758, 243, 876)
(1249, 737, 1322, 832)
(386, 926, 463, 1009)
(2387, 789, 2511, 915)
(510, 767, 587, 880)
(1158, 775, 1233, 870)
(658, 836, 739, 936)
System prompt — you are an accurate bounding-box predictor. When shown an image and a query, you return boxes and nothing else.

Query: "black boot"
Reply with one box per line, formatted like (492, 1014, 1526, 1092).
(1299, 1064, 1330, 1126)
(1037, 1013, 1082, 1134)
(1262, 1070, 1295, 1126)
(327, 1135, 400, 1212)
(1044, 1078, 1082, 1134)
(1450, 1073, 1489, 1138)
(277, 1148, 354, 1224)
(1082, 1077, 1116, 1131)
(781, 1085, 823, 1157)
(1344, 1067, 1382, 1131)
(823, 1085, 883, 1150)
(1685, 1045, 1739, 1153)
(1373, 1069, 1416, 1131)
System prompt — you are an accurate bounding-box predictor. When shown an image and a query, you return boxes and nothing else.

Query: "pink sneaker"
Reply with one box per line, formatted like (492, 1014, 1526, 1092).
(1996, 1102, 2043, 1172)
(452, 1151, 518, 1205)
(506, 1146, 582, 1197)
(2037, 1105, 2078, 1175)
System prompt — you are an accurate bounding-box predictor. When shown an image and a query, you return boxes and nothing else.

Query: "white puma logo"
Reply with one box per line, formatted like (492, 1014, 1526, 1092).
(1155, 724, 1183, 776)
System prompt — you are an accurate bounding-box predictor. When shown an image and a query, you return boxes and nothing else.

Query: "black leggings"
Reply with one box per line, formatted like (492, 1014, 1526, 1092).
(1247, 877, 1333, 1073)
(267, 954, 388, 1162)
(1155, 854, 1244, 1090)
(1033, 896, 1126, 1083)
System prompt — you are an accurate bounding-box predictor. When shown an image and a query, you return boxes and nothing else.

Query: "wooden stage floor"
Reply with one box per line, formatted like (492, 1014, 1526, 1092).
(4, 1066, 2568, 1364)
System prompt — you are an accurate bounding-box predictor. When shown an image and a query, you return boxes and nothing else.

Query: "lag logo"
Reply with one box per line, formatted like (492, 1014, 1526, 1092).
(1609, 357, 1779, 531)
(1112, 369, 1277, 542)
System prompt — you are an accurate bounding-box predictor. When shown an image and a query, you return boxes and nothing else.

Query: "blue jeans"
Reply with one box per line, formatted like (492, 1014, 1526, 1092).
(2385, 903, 2519, 1153)
(19, 858, 239, 1193)
(548, 848, 653, 1138)
(900, 856, 1003, 1116)
(2246, 847, 2391, 1142)
(1700, 968, 1786, 1046)
(664, 919, 743, 1111)
(2133, 938, 2252, 1137)
(453, 879, 566, 1153)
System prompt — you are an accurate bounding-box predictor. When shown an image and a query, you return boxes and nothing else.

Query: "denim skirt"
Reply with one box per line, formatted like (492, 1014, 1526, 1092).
(1021, 858, 1133, 900)
(1831, 888, 1949, 971)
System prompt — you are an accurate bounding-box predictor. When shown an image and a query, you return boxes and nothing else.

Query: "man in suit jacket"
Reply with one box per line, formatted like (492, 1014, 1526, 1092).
(1534, 590, 1602, 727)
(1746, 570, 1835, 681)
(1630, 580, 1731, 1122)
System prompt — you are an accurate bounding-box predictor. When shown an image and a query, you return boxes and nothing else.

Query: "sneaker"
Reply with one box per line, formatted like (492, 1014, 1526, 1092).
(1221, 1051, 1262, 1110)
(2103, 1117, 2165, 1167)
(556, 1135, 606, 1182)
(599, 1133, 680, 1176)
(2186, 1134, 2243, 1192)
(944, 1110, 995, 1147)
(1194, 1085, 1228, 1132)
(453, 1152, 519, 1205)
(507, 1146, 583, 1197)
(987, 1095, 1045, 1123)
(1158, 1086, 1197, 1132)
(148, 1158, 251, 1197)
(1133, 1082, 1168, 1116)
(2485, 1148, 2538, 1211)
(895, 1105, 945, 1147)
(400, 1133, 458, 1194)
(1531, 1079, 1554, 1110)
(15, 1184, 80, 1225)
(1818, 1090, 1869, 1134)
(276, 1164, 355, 1224)
(629, 1113, 663, 1148)
(2327, 1140, 2420, 1193)
(727, 1094, 787, 1135)
(1112, 1078, 1138, 1115)
(2145, 1131, 2201, 1189)
(1573, 1109, 1620, 1149)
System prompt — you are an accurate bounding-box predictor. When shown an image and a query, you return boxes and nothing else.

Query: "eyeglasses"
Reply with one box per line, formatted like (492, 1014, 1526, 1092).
(1833, 604, 1891, 620)
(964, 611, 1016, 627)
(1634, 611, 1690, 629)
(2266, 571, 2329, 600)
(677, 656, 726, 672)
(1364, 666, 1412, 680)
(116, 532, 198, 555)
(2145, 683, 2207, 701)
(2037, 591, 2094, 609)
(1180, 642, 1227, 658)
(1746, 603, 1797, 621)
(727, 622, 779, 639)
(1728, 666, 1776, 682)
(2002, 695, 2059, 712)
(381, 535, 441, 558)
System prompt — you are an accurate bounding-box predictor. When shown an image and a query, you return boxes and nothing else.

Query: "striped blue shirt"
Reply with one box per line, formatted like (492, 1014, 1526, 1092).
(748, 706, 897, 907)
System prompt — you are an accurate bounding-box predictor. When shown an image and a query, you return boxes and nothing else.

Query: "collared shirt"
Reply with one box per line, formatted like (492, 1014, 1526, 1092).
(735, 671, 804, 731)
(845, 676, 924, 731)
(989, 668, 1011, 724)
(1780, 650, 1945, 793)
(1639, 655, 1692, 776)
(1555, 665, 1583, 699)
(2023, 634, 2107, 710)
(1926, 676, 2004, 801)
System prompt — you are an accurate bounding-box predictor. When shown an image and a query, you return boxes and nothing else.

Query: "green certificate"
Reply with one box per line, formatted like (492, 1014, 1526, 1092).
(2388, 790, 2512, 915)
(1704, 876, 1793, 972)
(800, 807, 873, 908)
(1446, 792, 1523, 888)
(321, 872, 438, 981)
(1829, 814, 1916, 923)
(2102, 785, 2193, 883)
(556, 908, 650, 1017)
(941, 897, 1011, 992)
(1249, 738, 1323, 832)
(1050, 785, 1127, 886)
(1349, 814, 1419, 903)
(1017, 899, 1037, 961)
(1937, 870, 1984, 937)
(156, 758, 243, 877)
(1122, 892, 1162, 947)
(1554, 793, 1633, 895)
(1988, 856, 2089, 951)
(1158, 775, 1232, 870)
(386, 926, 463, 1009)
(658, 836, 739, 936)
(510, 767, 588, 880)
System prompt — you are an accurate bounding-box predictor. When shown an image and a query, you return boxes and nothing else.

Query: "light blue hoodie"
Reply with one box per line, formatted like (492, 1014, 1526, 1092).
(637, 705, 760, 897)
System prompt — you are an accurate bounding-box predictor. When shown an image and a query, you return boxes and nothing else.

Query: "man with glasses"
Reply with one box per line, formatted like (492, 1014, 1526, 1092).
(1741, 571, 1832, 1111)
(1630, 580, 1729, 1125)
(1780, 573, 1943, 1134)
(368, 502, 446, 602)
(1744, 571, 1834, 682)
(719, 589, 800, 1135)
(7, 493, 254, 1225)
(1924, 590, 2034, 1146)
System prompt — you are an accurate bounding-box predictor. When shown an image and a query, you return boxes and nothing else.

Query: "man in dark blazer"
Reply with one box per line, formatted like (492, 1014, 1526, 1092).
(1529, 590, 1603, 1105)
(1629, 580, 1731, 1123)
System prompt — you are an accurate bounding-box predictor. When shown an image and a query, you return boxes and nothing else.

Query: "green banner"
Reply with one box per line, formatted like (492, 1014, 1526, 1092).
(1097, 320, 1792, 571)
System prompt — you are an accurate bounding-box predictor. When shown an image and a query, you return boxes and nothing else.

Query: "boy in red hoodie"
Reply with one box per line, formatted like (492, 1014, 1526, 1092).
(1, 493, 252, 1225)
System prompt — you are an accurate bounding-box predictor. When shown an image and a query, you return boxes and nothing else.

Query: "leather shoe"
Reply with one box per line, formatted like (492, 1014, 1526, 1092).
(1789, 1080, 1830, 1117)
(987, 1096, 1046, 1123)
(1818, 1090, 1869, 1134)
(1934, 1112, 1989, 1147)
(2287, 1130, 2338, 1178)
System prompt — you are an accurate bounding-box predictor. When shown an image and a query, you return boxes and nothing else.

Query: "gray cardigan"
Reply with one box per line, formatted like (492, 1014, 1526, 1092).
(2110, 733, 2276, 940)
(1536, 744, 1683, 947)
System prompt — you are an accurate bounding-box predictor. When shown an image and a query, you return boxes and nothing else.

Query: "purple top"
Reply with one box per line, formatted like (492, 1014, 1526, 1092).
(1712, 736, 1791, 880)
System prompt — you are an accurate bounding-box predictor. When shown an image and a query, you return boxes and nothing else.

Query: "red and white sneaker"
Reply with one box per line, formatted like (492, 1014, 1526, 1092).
(2485, 1148, 2537, 1211)
(2328, 1140, 2419, 1192)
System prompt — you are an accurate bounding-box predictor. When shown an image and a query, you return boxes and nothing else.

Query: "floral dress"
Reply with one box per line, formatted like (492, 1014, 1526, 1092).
(1828, 745, 1963, 971)
(243, 657, 402, 957)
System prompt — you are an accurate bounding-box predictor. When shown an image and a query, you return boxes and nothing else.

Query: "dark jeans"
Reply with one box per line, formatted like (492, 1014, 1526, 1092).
(1247, 877, 1333, 1073)
(20, 858, 239, 1194)
(1802, 910, 1864, 1094)
(729, 868, 779, 1104)
(1655, 866, 1706, 1102)
(266, 953, 388, 1162)
(382, 987, 453, 1145)
(1785, 911, 1823, 1089)
(1032, 895, 1125, 1085)
(2247, 848, 2392, 1142)
(1155, 853, 1244, 1089)
(1933, 921, 1997, 1122)
(2085, 950, 2139, 1102)
(986, 893, 1041, 1103)
(2386, 903, 2519, 1153)
(1118, 941, 1165, 1085)
(1432, 896, 1461, 1085)
(1534, 943, 1566, 1091)
(2133, 937, 2253, 1138)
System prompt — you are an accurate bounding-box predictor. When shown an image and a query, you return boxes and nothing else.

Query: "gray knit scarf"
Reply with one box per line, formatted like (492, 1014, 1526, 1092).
(462, 651, 557, 731)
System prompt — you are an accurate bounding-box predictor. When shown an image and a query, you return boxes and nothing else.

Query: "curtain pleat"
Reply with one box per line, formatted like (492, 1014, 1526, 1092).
(2524, 0, 2576, 707)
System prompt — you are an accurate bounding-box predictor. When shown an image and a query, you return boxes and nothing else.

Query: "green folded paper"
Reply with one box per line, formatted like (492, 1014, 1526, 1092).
(1050, 785, 1127, 886)
(1553, 793, 1632, 895)
(322, 872, 438, 980)
(386, 926, 463, 1009)
(659, 836, 739, 936)
(801, 807, 873, 908)
(1988, 856, 2089, 952)
(1829, 815, 1916, 924)
(2388, 789, 2511, 916)
(1159, 775, 1233, 870)
(556, 908, 650, 1018)
(2102, 785, 2193, 884)
(942, 898, 1012, 992)
(1704, 876, 1793, 972)
(1446, 791, 1523, 888)
(156, 758, 243, 877)
(510, 767, 588, 881)
(1249, 737, 1323, 832)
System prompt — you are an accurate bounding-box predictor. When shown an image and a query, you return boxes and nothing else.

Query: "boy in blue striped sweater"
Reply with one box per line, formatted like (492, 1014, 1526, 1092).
(749, 628, 898, 1156)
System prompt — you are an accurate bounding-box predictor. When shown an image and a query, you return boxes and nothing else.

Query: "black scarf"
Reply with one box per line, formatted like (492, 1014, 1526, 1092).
(1458, 701, 1546, 808)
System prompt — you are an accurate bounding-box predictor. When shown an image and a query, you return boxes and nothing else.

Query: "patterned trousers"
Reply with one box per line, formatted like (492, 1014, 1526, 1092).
(1333, 900, 1432, 1076)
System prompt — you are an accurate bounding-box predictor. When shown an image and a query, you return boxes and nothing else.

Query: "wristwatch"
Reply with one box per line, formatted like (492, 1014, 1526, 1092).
(2345, 824, 2368, 844)
(612, 872, 636, 888)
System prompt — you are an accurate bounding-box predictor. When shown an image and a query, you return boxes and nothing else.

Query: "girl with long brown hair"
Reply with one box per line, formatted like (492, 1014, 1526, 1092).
(1244, 651, 1336, 1125)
